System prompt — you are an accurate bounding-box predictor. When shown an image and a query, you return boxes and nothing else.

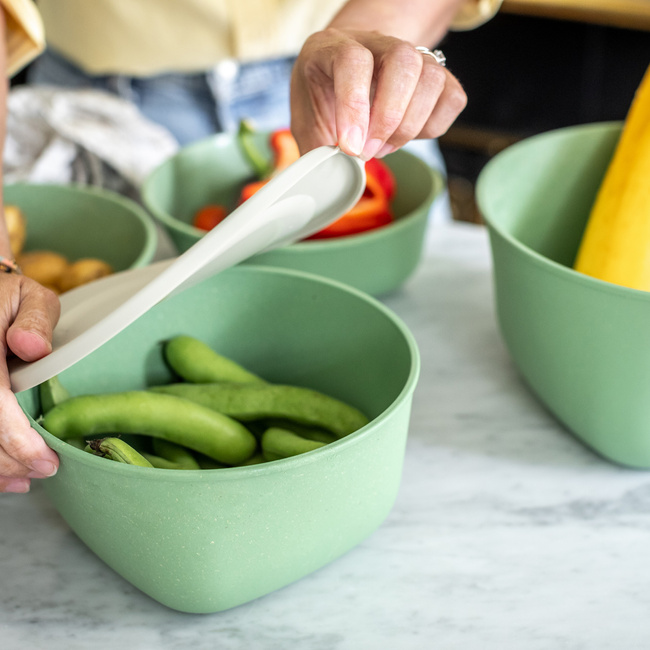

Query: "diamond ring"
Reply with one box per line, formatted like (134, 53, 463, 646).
(415, 46, 446, 67)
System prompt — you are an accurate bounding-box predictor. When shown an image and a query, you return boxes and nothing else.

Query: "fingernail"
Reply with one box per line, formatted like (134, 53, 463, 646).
(30, 459, 58, 477)
(5, 479, 30, 493)
(342, 126, 363, 156)
(376, 143, 396, 158)
(361, 138, 384, 161)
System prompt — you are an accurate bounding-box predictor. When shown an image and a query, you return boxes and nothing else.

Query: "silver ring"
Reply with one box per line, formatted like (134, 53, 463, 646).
(415, 46, 446, 68)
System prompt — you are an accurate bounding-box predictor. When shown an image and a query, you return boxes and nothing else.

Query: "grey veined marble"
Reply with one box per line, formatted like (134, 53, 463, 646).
(2, 223, 650, 650)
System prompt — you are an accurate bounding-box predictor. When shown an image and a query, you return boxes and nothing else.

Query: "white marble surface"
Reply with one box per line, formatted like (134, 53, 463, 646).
(3, 222, 650, 649)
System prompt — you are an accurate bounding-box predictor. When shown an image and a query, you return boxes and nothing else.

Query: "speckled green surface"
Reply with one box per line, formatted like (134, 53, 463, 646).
(18, 265, 419, 613)
(477, 121, 650, 468)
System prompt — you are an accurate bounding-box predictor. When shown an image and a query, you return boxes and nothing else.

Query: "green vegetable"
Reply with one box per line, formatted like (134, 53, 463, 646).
(193, 453, 230, 469)
(65, 437, 87, 450)
(85, 437, 154, 467)
(149, 440, 265, 469)
(237, 119, 273, 179)
(261, 427, 326, 461)
(164, 335, 265, 384)
(149, 382, 369, 438)
(151, 439, 201, 470)
(141, 453, 189, 470)
(261, 418, 337, 444)
(237, 451, 266, 466)
(39, 375, 71, 414)
(42, 391, 258, 465)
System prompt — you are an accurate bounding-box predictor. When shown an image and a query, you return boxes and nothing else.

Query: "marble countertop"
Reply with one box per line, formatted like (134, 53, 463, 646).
(3, 221, 650, 649)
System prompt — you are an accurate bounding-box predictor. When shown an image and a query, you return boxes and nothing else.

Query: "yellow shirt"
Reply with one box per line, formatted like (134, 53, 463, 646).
(1, 0, 44, 76)
(5, 0, 502, 77)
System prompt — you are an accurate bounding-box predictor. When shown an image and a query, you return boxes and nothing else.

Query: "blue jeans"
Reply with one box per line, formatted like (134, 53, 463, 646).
(27, 50, 295, 146)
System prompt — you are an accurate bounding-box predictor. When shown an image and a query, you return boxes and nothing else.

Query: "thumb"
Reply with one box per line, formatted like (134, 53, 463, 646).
(5, 278, 60, 363)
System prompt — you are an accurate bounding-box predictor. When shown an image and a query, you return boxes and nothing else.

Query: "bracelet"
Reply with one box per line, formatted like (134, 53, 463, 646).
(0, 256, 22, 274)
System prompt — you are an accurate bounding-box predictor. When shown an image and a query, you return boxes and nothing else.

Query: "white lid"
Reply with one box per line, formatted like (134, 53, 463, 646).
(10, 146, 365, 392)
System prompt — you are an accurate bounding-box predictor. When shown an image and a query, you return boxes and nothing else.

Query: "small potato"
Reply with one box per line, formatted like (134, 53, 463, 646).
(57, 258, 113, 293)
(4, 205, 27, 258)
(17, 250, 70, 287)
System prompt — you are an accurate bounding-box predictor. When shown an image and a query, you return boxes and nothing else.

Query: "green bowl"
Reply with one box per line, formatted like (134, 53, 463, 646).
(17, 265, 420, 613)
(6, 183, 158, 270)
(140, 132, 443, 296)
(475, 121, 650, 468)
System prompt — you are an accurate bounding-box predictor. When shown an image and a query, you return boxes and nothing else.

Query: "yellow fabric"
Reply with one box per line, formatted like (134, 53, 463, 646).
(452, 0, 503, 30)
(36, 0, 351, 76)
(33, 0, 503, 77)
(0, 0, 44, 76)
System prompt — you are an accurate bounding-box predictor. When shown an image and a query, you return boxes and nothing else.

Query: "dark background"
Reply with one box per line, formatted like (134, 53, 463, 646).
(436, 11, 650, 221)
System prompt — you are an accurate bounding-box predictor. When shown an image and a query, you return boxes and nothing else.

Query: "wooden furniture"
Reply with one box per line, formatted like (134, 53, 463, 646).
(501, 0, 650, 32)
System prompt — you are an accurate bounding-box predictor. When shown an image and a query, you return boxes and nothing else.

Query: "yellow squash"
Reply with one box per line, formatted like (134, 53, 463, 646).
(574, 64, 650, 290)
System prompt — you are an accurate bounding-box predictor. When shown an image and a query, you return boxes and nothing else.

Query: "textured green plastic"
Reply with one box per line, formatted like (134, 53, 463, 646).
(17, 265, 420, 613)
(140, 132, 442, 296)
(6, 183, 158, 270)
(476, 121, 650, 468)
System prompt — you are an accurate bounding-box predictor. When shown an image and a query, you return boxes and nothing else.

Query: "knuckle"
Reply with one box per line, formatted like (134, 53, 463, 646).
(333, 41, 374, 73)
(0, 274, 21, 314)
(426, 115, 455, 139)
(319, 26, 344, 43)
(300, 57, 327, 86)
(37, 280, 60, 301)
(424, 121, 448, 139)
(451, 87, 468, 113)
(388, 121, 420, 148)
(42, 286, 62, 316)
(422, 87, 468, 139)
(421, 63, 447, 90)
(0, 393, 39, 465)
(4, 430, 31, 458)
(386, 41, 422, 70)
(373, 108, 404, 137)
(0, 448, 29, 477)
(371, 121, 397, 143)
(342, 93, 370, 118)
(23, 280, 61, 322)
(382, 42, 422, 85)
(301, 27, 338, 52)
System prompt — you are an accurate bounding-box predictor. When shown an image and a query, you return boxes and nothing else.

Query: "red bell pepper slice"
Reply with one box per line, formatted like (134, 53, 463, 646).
(365, 157, 396, 202)
(270, 128, 300, 171)
(192, 204, 228, 231)
(206, 126, 398, 240)
(238, 179, 269, 204)
(306, 207, 393, 239)
(306, 172, 393, 240)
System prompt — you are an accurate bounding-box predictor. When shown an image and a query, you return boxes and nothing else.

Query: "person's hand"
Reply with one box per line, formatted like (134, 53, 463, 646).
(0, 273, 60, 493)
(290, 28, 467, 159)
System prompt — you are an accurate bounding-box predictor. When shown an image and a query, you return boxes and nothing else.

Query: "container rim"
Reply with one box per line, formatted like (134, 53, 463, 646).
(140, 139, 444, 247)
(475, 120, 650, 303)
(30, 264, 421, 482)
(5, 181, 159, 269)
